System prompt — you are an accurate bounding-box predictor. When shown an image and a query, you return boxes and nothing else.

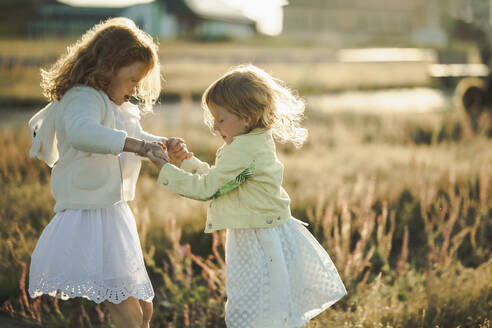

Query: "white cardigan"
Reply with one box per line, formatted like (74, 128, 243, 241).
(29, 86, 160, 212)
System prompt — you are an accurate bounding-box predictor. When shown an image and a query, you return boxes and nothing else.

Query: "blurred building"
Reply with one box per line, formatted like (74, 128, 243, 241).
(13, 0, 255, 40)
(282, 0, 447, 45)
(3, 0, 472, 45)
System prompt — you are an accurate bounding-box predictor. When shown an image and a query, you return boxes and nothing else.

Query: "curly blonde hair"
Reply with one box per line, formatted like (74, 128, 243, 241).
(41, 17, 161, 112)
(202, 64, 307, 147)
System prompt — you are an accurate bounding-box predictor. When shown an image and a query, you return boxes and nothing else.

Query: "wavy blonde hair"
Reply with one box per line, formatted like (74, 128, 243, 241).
(202, 64, 307, 147)
(41, 17, 161, 112)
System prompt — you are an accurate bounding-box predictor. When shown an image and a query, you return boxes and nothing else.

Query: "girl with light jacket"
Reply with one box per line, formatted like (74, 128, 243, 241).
(147, 64, 347, 328)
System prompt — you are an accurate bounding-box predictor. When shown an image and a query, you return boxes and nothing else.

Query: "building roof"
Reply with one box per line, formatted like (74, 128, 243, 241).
(184, 0, 253, 24)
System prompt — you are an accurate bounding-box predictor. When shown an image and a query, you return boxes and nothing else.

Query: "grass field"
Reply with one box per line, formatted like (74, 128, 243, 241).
(0, 38, 490, 327)
(0, 38, 435, 103)
(0, 100, 491, 327)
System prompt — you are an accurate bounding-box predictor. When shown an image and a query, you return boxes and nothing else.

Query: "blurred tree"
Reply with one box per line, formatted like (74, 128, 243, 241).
(0, 0, 52, 37)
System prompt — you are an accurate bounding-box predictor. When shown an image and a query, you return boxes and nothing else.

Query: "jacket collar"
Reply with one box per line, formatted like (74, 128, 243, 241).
(248, 127, 269, 135)
(234, 127, 270, 140)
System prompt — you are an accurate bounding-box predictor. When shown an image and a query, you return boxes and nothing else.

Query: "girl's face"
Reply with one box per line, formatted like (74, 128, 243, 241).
(209, 105, 249, 144)
(107, 61, 149, 105)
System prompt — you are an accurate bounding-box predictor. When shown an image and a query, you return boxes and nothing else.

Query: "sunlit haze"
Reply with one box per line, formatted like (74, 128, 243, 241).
(225, 0, 287, 36)
(186, 0, 287, 36)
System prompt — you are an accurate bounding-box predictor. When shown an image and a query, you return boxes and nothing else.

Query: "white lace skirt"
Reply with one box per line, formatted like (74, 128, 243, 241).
(225, 218, 346, 328)
(28, 202, 154, 304)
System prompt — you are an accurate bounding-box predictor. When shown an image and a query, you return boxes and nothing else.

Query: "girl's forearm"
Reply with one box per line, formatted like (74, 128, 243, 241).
(123, 137, 145, 154)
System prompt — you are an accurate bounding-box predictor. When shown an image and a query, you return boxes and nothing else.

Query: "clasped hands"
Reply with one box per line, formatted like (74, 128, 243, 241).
(140, 138, 193, 170)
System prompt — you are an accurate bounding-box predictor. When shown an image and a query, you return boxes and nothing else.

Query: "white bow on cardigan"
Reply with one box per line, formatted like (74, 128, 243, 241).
(28, 101, 59, 168)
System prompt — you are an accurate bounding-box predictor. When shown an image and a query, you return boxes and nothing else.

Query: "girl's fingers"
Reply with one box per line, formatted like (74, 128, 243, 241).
(171, 150, 192, 161)
(166, 138, 192, 163)
(157, 141, 167, 150)
(172, 148, 191, 159)
(168, 141, 184, 152)
(171, 143, 189, 155)
(169, 138, 184, 148)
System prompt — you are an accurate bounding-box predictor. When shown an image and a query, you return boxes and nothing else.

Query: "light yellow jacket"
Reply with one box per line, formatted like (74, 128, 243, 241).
(157, 128, 292, 233)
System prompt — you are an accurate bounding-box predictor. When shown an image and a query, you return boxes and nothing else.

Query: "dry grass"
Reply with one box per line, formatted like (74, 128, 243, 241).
(0, 105, 490, 327)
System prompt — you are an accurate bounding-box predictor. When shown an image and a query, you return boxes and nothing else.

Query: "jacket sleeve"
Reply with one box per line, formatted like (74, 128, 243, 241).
(63, 89, 127, 154)
(180, 156, 211, 174)
(157, 142, 254, 201)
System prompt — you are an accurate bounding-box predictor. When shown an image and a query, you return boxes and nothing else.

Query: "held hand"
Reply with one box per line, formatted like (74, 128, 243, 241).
(151, 142, 170, 160)
(166, 137, 193, 167)
(137, 141, 166, 157)
(146, 144, 169, 170)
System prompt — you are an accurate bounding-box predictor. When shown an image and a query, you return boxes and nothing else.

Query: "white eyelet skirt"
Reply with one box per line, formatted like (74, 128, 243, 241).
(28, 202, 154, 304)
(225, 218, 346, 328)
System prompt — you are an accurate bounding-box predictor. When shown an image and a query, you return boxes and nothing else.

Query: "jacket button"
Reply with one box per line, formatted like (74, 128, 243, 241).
(266, 217, 273, 224)
(161, 179, 169, 186)
(208, 223, 212, 229)
(277, 216, 281, 221)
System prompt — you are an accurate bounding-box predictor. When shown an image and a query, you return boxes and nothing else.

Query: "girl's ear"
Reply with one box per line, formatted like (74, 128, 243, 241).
(243, 116, 253, 130)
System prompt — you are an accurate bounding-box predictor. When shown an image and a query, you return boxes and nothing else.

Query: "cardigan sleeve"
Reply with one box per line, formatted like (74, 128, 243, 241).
(63, 89, 127, 154)
(157, 141, 254, 201)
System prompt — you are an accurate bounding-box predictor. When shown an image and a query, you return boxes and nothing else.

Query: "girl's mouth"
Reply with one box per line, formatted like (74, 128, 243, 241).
(124, 95, 130, 102)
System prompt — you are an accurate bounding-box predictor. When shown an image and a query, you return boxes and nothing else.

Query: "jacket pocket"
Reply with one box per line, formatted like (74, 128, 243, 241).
(71, 156, 111, 190)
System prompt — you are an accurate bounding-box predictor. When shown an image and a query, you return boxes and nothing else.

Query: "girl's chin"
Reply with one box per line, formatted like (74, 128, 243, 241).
(110, 95, 130, 105)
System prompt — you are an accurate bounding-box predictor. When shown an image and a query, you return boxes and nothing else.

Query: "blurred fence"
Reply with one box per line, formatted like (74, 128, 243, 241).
(0, 56, 55, 71)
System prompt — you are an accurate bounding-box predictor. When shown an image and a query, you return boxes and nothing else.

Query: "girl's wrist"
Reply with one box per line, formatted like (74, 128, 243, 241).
(123, 137, 146, 155)
(137, 140, 147, 156)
